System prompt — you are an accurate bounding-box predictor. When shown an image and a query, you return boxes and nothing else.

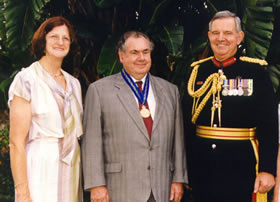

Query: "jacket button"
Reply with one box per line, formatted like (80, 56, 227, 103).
(147, 166, 151, 170)
(212, 144, 216, 149)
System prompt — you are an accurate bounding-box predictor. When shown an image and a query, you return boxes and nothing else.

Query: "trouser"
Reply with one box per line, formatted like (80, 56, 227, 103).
(191, 190, 252, 202)
(185, 137, 256, 202)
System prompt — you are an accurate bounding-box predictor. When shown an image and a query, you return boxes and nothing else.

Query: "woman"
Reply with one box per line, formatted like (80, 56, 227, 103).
(8, 16, 83, 202)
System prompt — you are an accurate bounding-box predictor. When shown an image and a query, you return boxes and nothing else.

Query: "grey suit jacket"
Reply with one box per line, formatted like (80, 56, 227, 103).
(82, 72, 188, 202)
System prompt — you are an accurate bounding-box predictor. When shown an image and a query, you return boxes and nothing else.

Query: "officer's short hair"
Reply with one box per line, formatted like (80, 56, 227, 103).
(209, 10, 242, 33)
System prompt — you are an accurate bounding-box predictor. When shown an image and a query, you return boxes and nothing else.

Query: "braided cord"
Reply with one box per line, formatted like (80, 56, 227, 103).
(187, 64, 224, 124)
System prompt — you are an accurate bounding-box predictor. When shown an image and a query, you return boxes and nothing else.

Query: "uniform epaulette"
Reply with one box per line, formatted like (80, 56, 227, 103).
(191, 56, 214, 67)
(239, 56, 268, 66)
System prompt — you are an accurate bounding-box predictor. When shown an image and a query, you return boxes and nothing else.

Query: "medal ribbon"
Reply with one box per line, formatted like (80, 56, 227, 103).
(229, 80, 233, 91)
(121, 69, 150, 105)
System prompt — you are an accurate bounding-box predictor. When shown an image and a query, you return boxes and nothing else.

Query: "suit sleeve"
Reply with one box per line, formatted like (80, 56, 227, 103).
(181, 79, 196, 187)
(256, 69, 279, 175)
(81, 83, 106, 190)
(172, 86, 189, 184)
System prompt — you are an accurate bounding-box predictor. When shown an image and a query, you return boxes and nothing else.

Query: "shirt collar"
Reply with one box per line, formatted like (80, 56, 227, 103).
(131, 74, 148, 86)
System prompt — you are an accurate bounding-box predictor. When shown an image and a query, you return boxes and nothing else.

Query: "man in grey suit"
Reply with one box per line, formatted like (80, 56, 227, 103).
(82, 31, 188, 202)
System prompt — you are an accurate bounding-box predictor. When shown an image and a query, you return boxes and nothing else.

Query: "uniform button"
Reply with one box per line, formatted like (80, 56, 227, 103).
(212, 144, 216, 149)
(149, 147, 152, 151)
(147, 166, 151, 170)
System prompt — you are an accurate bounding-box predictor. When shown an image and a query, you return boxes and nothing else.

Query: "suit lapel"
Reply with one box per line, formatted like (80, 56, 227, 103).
(115, 73, 150, 141)
(150, 75, 165, 132)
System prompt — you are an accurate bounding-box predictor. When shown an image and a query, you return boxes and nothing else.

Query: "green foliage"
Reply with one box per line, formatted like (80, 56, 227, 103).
(0, 0, 50, 110)
(0, 127, 14, 201)
(148, 0, 173, 25)
(158, 25, 184, 57)
(0, 0, 50, 51)
(0, 0, 279, 100)
(242, 6, 274, 58)
(97, 33, 123, 77)
(94, 0, 184, 73)
(0, 70, 19, 109)
(93, 0, 122, 8)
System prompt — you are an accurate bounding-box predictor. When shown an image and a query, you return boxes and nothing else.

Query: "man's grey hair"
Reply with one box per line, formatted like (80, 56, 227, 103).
(209, 10, 242, 33)
(117, 31, 154, 52)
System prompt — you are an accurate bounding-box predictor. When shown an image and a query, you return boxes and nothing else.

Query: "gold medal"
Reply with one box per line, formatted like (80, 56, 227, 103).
(140, 105, 151, 118)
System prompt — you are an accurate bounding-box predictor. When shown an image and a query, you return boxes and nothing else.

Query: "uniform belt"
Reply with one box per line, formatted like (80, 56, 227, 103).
(196, 125, 256, 140)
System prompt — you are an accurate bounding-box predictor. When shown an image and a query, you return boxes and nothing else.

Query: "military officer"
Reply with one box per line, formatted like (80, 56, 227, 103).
(182, 10, 278, 202)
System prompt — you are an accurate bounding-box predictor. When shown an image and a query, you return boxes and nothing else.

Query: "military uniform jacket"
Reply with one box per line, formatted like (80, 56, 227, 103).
(182, 56, 278, 197)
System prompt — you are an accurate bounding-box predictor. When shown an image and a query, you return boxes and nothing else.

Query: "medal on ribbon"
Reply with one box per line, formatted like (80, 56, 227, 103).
(140, 105, 150, 118)
(242, 79, 253, 96)
(248, 79, 253, 96)
(243, 79, 249, 96)
(121, 69, 151, 118)
(222, 79, 229, 96)
(232, 79, 238, 96)
(236, 77, 243, 96)
(228, 79, 233, 96)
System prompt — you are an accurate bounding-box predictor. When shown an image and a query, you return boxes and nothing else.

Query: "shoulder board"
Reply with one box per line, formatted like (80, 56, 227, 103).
(239, 56, 268, 66)
(190, 56, 214, 67)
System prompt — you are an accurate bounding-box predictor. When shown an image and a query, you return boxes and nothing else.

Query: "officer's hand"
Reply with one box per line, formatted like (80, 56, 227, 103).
(273, 177, 280, 202)
(254, 172, 275, 193)
(90, 186, 110, 202)
(170, 183, 184, 202)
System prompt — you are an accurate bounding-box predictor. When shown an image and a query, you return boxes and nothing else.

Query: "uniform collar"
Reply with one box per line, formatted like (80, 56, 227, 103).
(212, 56, 236, 68)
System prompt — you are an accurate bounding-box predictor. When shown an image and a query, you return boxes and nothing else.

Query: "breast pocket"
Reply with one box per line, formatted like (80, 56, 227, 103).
(105, 163, 122, 173)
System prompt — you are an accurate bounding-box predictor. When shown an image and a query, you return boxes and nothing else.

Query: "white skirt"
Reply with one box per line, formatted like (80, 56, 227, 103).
(15, 137, 82, 202)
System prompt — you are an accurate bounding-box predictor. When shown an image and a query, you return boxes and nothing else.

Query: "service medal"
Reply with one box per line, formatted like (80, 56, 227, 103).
(222, 88, 228, 96)
(228, 79, 233, 96)
(243, 79, 248, 96)
(247, 79, 253, 96)
(243, 89, 249, 96)
(222, 80, 229, 96)
(236, 77, 243, 96)
(238, 88, 244, 96)
(232, 89, 238, 96)
(232, 79, 238, 96)
(140, 106, 151, 118)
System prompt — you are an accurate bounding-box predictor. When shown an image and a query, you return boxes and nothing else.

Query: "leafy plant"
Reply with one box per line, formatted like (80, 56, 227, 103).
(0, 0, 279, 100)
(0, 127, 14, 202)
